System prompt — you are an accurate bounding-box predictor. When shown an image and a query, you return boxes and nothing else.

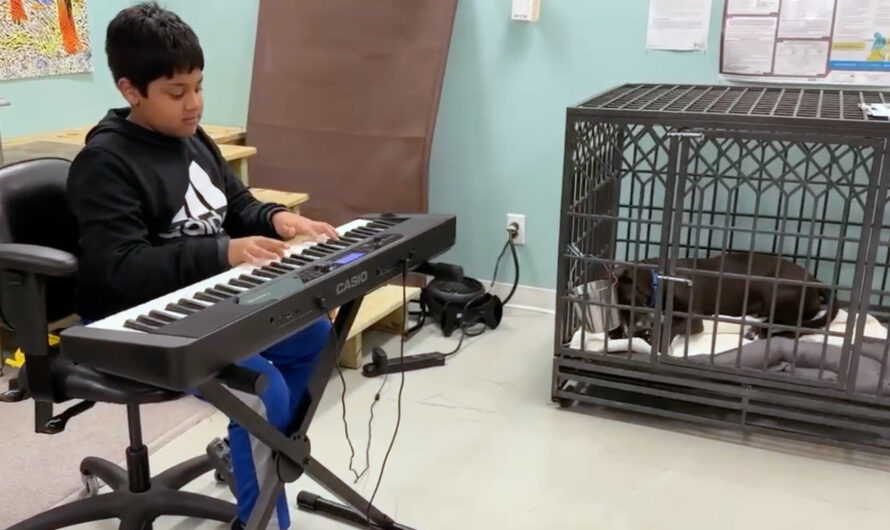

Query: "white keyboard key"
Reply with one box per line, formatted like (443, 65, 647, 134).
(89, 219, 373, 332)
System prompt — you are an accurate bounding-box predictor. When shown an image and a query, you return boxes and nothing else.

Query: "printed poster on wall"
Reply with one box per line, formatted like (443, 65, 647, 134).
(720, 0, 890, 85)
(0, 0, 92, 81)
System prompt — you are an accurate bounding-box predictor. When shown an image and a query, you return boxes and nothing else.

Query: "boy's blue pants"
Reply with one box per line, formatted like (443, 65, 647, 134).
(197, 318, 329, 528)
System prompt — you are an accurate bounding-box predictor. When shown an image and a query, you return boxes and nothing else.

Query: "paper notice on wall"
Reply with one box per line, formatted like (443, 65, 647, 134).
(778, 0, 835, 38)
(721, 0, 890, 85)
(726, 0, 780, 15)
(722, 16, 778, 74)
(774, 40, 831, 76)
(646, 0, 713, 51)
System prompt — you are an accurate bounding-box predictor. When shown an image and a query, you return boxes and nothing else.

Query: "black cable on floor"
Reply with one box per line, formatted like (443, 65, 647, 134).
(327, 312, 366, 483)
(366, 260, 409, 523)
(442, 233, 520, 358)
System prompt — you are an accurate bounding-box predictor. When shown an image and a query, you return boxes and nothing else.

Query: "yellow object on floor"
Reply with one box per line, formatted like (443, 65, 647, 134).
(4, 333, 59, 368)
(4, 351, 24, 368)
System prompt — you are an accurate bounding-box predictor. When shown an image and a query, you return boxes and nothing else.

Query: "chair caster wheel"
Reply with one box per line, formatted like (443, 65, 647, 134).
(207, 437, 236, 495)
(554, 384, 577, 408)
(81, 472, 100, 497)
(556, 398, 576, 408)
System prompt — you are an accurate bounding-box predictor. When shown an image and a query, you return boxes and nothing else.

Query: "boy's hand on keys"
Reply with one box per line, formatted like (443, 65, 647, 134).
(228, 236, 288, 266)
(272, 211, 339, 241)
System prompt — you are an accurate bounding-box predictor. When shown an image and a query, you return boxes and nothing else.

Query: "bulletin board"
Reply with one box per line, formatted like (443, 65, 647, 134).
(720, 0, 890, 85)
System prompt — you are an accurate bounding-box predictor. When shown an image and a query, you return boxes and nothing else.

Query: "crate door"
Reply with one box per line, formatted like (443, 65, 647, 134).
(556, 118, 678, 359)
(660, 130, 875, 391)
(852, 137, 890, 399)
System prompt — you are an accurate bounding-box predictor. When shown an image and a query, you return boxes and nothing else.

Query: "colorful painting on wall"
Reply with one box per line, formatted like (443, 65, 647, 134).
(0, 0, 91, 81)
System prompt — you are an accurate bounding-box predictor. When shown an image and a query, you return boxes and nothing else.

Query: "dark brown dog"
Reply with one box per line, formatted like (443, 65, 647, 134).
(614, 252, 838, 344)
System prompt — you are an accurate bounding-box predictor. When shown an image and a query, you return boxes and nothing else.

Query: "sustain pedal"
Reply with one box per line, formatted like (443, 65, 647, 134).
(362, 347, 445, 377)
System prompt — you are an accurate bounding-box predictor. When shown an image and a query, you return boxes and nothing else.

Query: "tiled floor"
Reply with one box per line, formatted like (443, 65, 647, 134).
(49, 307, 890, 529)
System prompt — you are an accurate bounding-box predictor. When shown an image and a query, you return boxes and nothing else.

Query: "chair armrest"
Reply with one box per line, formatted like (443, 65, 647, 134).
(0, 243, 77, 277)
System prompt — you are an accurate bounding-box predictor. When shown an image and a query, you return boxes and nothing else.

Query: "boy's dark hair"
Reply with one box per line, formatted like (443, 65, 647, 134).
(105, 2, 204, 95)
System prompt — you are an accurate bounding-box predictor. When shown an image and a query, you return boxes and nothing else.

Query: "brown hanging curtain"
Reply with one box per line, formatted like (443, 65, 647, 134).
(246, 0, 458, 226)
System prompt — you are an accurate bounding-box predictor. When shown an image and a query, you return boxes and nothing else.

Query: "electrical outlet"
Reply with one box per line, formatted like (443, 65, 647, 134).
(507, 214, 526, 245)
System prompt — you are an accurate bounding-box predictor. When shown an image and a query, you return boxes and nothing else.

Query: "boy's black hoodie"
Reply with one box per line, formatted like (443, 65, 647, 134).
(68, 108, 286, 321)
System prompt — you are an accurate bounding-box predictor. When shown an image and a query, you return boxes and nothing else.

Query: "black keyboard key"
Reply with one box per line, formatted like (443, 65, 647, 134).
(179, 298, 207, 311)
(282, 257, 307, 267)
(316, 243, 340, 253)
(166, 303, 196, 315)
(229, 278, 255, 289)
(265, 263, 293, 273)
(303, 246, 331, 257)
(252, 268, 279, 279)
(303, 248, 326, 258)
(216, 284, 240, 295)
(194, 291, 223, 303)
(367, 222, 390, 230)
(124, 319, 158, 333)
(148, 310, 178, 323)
(136, 315, 166, 328)
(239, 274, 265, 286)
(206, 287, 234, 299)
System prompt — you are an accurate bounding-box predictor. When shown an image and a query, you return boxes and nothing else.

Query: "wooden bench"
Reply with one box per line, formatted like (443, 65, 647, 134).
(340, 285, 421, 369)
(218, 144, 256, 185)
(202, 124, 246, 145)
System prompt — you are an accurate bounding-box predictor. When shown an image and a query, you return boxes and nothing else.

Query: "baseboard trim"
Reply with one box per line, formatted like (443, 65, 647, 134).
(483, 281, 556, 314)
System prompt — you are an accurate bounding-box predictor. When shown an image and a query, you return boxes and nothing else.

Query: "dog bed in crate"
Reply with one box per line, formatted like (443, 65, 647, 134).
(568, 310, 890, 394)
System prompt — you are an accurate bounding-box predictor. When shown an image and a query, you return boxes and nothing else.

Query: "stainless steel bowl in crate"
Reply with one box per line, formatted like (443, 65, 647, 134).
(572, 279, 620, 334)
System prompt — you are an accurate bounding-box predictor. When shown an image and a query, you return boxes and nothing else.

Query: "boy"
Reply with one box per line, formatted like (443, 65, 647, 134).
(67, 3, 334, 528)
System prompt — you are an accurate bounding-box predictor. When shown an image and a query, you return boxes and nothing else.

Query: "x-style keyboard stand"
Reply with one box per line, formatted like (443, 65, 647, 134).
(197, 296, 416, 530)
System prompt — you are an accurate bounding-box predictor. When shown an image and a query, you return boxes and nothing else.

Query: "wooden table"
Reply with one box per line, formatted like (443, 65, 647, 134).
(251, 188, 309, 213)
(1, 141, 83, 165)
(2, 124, 255, 184)
(2, 123, 245, 147)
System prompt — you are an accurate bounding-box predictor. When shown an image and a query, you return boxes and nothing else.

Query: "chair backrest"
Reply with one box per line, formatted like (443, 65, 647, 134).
(0, 158, 79, 323)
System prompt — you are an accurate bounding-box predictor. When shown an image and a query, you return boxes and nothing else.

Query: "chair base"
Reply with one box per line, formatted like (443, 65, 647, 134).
(7, 454, 236, 530)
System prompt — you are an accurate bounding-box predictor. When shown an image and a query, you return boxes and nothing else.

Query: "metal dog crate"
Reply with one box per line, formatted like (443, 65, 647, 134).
(553, 83, 890, 453)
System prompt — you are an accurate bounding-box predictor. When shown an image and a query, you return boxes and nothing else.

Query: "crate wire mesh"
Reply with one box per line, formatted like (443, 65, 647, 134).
(554, 84, 890, 453)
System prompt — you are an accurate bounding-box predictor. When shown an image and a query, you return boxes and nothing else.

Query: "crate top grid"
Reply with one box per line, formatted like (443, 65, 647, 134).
(570, 84, 890, 135)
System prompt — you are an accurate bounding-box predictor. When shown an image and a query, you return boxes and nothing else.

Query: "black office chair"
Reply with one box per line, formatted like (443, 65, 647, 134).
(0, 158, 236, 529)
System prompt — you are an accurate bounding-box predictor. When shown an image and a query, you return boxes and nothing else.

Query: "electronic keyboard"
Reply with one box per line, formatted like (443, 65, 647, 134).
(60, 213, 456, 391)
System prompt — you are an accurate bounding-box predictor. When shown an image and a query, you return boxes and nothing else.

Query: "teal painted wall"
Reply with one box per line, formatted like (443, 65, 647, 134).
(428, 1, 729, 289)
(0, 0, 258, 137)
(1, 0, 735, 291)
